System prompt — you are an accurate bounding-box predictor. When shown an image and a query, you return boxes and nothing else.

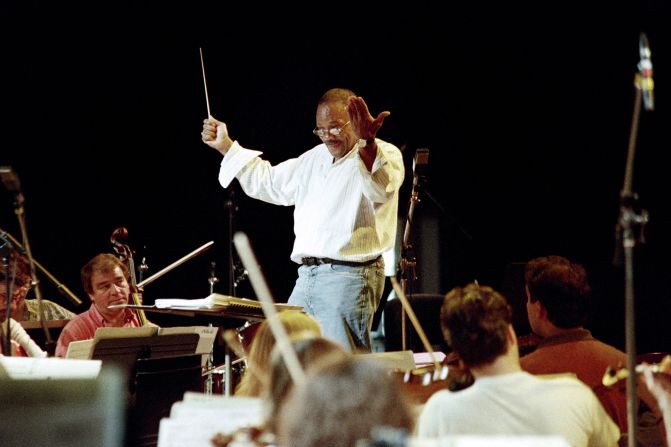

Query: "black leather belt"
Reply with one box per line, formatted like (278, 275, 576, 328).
(301, 256, 381, 267)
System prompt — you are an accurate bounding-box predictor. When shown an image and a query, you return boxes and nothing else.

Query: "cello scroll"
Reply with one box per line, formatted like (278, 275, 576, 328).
(110, 227, 147, 326)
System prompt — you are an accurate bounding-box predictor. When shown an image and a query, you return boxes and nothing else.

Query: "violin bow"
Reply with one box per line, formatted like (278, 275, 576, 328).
(390, 277, 443, 373)
(233, 231, 305, 385)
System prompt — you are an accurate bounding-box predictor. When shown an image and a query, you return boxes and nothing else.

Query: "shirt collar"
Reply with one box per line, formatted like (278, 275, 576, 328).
(89, 302, 136, 326)
(538, 328, 594, 348)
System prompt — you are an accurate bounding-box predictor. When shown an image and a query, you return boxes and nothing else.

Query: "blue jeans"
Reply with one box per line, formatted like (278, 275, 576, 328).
(287, 258, 385, 352)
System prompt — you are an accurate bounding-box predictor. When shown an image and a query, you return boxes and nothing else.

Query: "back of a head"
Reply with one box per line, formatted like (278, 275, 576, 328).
(524, 256, 591, 328)
(440, 283, 512, 368)
(266, 336, 349, 432)
(277, 356, 413, 447)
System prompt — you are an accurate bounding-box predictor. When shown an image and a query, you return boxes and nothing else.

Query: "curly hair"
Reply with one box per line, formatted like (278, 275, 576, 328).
(524, 256, 591, 328)
(440, 283, 512, 368)
(0, 251, 31, 288)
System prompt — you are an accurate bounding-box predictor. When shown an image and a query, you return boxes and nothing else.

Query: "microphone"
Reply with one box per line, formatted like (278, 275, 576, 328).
(638, 32, 654, 111)
(0, 166, 21, 193)
(413, 148, 429, 178)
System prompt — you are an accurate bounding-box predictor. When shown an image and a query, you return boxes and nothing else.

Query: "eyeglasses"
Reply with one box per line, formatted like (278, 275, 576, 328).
(312, 121, 350, 138)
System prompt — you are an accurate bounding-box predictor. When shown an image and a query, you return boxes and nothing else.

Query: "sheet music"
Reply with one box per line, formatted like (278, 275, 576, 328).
(157, 326, 218, 355)
(65, 326, 215, 360)
(414, 351, 446, 366)
(94, 326, 158, 340)
(154, 297, 213, 309)
(157, 393, 263, 447)
(356, 350, 416, 371)
(154, 294, 302, 311)
(0, 357, 102, 379)
(66, 339, 95, 359)
(113, 295, 303, 316)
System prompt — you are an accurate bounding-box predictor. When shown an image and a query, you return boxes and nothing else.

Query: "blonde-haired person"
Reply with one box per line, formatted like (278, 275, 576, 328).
(235, 311, 321, 397)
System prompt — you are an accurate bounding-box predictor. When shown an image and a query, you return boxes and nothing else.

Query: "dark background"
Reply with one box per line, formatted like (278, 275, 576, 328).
(1, 1, 669, 354)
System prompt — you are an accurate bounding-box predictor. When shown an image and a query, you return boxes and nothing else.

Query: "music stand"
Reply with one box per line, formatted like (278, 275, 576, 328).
(90, 334, 204, 446)
(92, 333, 200, 370)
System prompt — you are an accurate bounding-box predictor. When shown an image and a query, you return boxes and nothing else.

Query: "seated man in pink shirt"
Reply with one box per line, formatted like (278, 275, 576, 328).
(56, 253, 142, 357)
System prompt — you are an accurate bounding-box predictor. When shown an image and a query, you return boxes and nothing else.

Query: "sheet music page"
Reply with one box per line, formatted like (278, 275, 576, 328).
(182, 391, 261, 406)
(0, 357, 102, 379)
(157, 326, 218, 354)
(65, 339, 95, 359)
(210, 294, 303, 311)
(93, 326, 158, 340)
(356, 350, 417, 371)
(208, 293, 260, 307)
(157, 394, 263, 447)
(154, 297, 213, 309)
(413, 351, 447, 366)
(154, 295, 302, 312)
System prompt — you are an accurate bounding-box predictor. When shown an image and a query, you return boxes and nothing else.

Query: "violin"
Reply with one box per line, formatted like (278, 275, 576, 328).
(387, 278, 475, 403)
(394, 350, 474, 404)
(602, 354, 671, 387)
(110, 227, 147, 326)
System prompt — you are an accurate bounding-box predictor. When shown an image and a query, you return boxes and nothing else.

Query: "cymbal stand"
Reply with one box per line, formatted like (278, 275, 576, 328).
(203, 262, 219, 395)
(613, 33, 653, 447)
(223, 187, 240, 396)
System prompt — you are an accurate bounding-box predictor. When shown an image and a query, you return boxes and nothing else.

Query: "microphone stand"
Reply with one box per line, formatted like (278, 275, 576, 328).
(2, 251, 11, 355)
(9, 186, 53, 352)
(0, 227, 82, 307)
(398, 154, 428, 351)
(613, 43, 651, 447)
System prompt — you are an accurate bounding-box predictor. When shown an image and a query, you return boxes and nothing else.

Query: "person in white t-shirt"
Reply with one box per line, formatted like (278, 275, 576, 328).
(201, 88, 404, 352)
(416, 283, 620, 447)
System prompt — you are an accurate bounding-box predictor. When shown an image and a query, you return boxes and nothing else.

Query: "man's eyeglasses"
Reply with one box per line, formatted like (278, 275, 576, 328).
(312, 121, 350, 138)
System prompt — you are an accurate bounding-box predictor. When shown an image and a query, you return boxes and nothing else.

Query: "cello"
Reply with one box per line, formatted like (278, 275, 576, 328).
(110, 227, 147, 326)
